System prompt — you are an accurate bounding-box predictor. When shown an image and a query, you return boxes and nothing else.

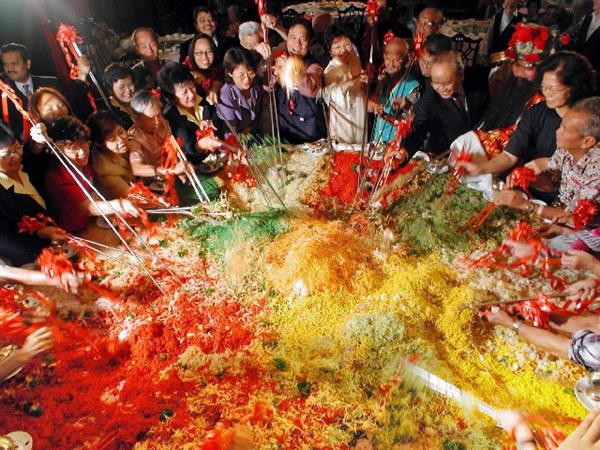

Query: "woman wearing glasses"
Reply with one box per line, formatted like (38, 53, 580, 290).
(456, 51, 595, 204)
(217, 47, 264, 135)
(0, 123, 65, 266)
(185, 33, 225, 106)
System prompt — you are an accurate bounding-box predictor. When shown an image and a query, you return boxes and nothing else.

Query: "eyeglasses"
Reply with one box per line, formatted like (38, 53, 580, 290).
(0, 142, 22, 159)
(232, 71, 256, 81)
(331, 40, 353, 53)
(541, 84, 568, 94)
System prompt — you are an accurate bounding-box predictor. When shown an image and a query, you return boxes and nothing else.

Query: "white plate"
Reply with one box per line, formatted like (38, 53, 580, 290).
(575, 376, 600, 411)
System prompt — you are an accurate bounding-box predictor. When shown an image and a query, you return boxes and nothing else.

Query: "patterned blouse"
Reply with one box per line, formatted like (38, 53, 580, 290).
(547, 147, 600, 211)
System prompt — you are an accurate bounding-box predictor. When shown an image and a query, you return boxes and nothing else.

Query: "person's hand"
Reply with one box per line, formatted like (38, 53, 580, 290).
(261, 14, 278, 30)
(36, 226, 67, 242)
(192, 71, 207, 87)
(392, 97, 407, 110)
(536, 223, 573, 238)
(20, 327, 54, 360)
(53, 271, 88, 294)
(557, 408, 600, 450)
(30, 122, 49, 145)
(493, 189, 529, 210)
(524, 158, 546, 176)
(503, 239, 536, 259)
(199, 120, 217, 133)
(455, 160, 482, 176)
(116, 199, 140, 218)
(562, 250, 600, 272)
(368, 100, 383, 115)
(205, 90, 219, 105)
(198, 135, 223, 152)
(76, 55, 92, 81)
(254, 42, 271, 60)
(564, 279, 598, 301)
(482, 306, 515, 328)
(496, 410, 537, 449)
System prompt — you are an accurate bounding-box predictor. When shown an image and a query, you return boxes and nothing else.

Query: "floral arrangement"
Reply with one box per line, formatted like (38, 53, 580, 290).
(504, 23, 550, 65)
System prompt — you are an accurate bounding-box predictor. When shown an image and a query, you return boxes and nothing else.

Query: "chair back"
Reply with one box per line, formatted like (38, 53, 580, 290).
(337, 5, 366, 40)
(451, 32, 482, 67)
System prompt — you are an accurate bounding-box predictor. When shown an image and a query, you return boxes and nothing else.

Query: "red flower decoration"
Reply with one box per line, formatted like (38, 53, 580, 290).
(504, 48, 517, 60)
(559, 33, 571, 46)
(149, 88, 161, 99)
(509, 166, 536, 197)
(366, 0, 381, 20)
(383, 30, 395, 46)
(572, 199, 598, 230)
(524, 53, 540, 63)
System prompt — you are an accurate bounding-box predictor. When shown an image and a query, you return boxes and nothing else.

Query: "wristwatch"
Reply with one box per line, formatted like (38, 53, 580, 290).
(512, 320, 524, 333)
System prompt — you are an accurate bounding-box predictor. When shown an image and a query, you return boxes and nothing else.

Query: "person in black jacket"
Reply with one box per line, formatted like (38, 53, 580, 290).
(0, 123, 63, 266)
(486, 0, 525, 57)
(571, 0, 600, 72)
(401, 51, 488, 159)
(0, 43, 62, 141)
(178, 7, 237, 64)
(157, 63, 223, 164)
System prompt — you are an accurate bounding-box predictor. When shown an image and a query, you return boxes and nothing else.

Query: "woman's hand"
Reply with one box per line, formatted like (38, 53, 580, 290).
(503, 239, 536, 259)
(36, 226, 67, 242)
(564, 279, 598, 301)
(30, 123, 49, 145)
(115, 199, 140, 218)
(493, 189, 529, 210)
(76, 55, 92, 81)
(562, 250, 600, 272)
(557, 408, 600, 450)
(482, 306, 514, 328)
(19, 327, 54, 360)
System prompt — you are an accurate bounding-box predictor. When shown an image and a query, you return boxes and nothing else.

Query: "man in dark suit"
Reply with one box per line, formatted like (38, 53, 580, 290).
(0, 43, 61, 140)
(402, 51, 488, 159)
(178, 7, 237, 64)
(572, 0, 600, 72)
(487, 0, 524, 57)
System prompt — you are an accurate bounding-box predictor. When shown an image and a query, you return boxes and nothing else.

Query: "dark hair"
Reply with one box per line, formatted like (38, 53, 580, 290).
(187, 33, 218, 71)
(46, 116, 90, 143)
(28, 87, 72, 124)
(423, 33, 453, 56)
(536, 51, 595, 106)
(0, 122, 16, 148)
(157, 63, 195, 103)
(288, 19, 315, 40)
(324, 25, 350, 52)
(193, 6, 216, 24)
(223, 47, 256, 83)
(87, 111, 124, 146)
(0, 43, 29, 62)
(103, 63, 135, 93)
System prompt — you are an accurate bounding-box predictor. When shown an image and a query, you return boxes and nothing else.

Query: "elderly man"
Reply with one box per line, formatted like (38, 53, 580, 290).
(0, 43, 62, 140)
(131, 27, 165, 90)
(494, 97, 600, 220)
(400, 51, 487, 159)
(415, 7, 444, 39)
(413, 33, 452, 91)
(179, 7, 235, 63)
(371, 38, 421, 144)
(274, 19, 326, 144)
